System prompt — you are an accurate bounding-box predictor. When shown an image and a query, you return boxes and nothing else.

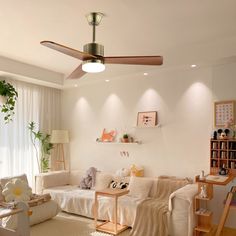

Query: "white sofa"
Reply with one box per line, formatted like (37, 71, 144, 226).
(35, 170, 198, 236)
(0, 174, 61, 229)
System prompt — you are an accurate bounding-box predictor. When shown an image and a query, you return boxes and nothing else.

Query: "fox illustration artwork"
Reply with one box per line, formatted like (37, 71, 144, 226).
(101, 129, 116, 142)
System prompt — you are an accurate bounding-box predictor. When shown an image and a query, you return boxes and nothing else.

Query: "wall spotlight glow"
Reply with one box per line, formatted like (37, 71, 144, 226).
(191, 64, 197, 68)
(143, 72, 148, 76)
(105, 79, 110, 82)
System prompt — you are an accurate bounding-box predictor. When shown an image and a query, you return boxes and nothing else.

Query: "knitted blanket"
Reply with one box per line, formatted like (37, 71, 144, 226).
(130, 177, 190, 236)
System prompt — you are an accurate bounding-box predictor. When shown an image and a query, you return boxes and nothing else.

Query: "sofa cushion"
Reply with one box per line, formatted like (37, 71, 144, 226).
(95, 172, 113, 190)
(0, 174, 28, 202)
(128, 176, 153, 199)
(40, 171, 69, 189)
(2, 178, 32, 202)
(109, 180, 129, 189)
(69, 170, 84, 185)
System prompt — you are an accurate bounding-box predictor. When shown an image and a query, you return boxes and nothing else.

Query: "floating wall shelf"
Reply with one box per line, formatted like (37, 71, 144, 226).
(96, 141, 142, 145)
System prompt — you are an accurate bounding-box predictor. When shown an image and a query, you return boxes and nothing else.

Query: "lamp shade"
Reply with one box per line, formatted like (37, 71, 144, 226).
(51, 130, 69, 144)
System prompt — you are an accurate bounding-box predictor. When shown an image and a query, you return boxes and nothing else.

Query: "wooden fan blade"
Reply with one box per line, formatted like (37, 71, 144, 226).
(104, 56, 163, 65)
(67, 64, 87, 79)
(41, 41, 96, 61)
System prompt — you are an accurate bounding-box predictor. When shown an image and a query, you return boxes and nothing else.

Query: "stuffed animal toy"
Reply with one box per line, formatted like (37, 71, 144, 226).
(79, 167, 97, 189)
(115, 168, 130, 177)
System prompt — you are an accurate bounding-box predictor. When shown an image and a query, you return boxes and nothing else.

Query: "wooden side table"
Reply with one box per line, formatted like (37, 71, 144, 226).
(194, 174, 234, 236)
(94, 188, 129, 235)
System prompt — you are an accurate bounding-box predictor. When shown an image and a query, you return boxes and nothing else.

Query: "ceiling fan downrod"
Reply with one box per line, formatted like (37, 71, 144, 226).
(86, 12, 104, 43)
(84, 12, 105, 57)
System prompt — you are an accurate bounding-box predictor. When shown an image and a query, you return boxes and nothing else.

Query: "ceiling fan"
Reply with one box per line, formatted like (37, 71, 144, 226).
(40, 12, 163, 79)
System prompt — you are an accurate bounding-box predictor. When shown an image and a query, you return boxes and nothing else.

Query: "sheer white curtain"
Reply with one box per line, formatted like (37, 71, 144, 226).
(0, 78, 61, 185)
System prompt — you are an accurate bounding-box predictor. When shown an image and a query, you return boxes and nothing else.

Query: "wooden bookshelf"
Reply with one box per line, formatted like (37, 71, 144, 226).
(210, 139, 236, 176)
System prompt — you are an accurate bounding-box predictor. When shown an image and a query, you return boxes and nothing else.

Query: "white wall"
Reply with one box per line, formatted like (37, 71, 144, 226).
(61, 62, 236, 227)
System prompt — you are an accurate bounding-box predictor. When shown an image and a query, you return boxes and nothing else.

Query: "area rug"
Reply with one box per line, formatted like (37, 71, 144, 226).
(31, 212, 130, 236)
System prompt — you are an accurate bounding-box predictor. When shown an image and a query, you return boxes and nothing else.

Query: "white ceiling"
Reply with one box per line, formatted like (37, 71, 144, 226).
(0, 0, 236, 82)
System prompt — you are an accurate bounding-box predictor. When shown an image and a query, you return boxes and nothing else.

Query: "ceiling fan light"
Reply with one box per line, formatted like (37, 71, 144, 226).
(82, 59, 105, 73)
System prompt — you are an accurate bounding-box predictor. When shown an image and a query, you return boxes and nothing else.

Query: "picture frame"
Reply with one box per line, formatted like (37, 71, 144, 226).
(137, 111, 158, 127)
(214, 100, 235, 127)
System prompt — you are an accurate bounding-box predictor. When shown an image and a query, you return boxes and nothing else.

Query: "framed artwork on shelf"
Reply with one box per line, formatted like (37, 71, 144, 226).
(214, 100, 235, 127)
(137, 111, 158, 128)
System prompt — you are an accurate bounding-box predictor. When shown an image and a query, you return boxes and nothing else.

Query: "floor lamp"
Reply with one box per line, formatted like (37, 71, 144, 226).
(51, 130, 69, 170)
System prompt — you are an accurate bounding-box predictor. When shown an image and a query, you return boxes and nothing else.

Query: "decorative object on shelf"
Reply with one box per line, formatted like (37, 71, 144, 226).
(225, 118, 236, 138)
(219, 164, 229, 176)
(51, 130, 69, 170)
(217, 128, 230, 139)
(28, 122, 54, 173)
(137, 111, 158, 128)
(0, 80, 18, 123)
(200, 170, 205, 181)
(100, 128, 116, 142)
(213, 131, 217, 140)
(122, 133, 129, 143)
(199, 185, 208, 198)
(214, 100, 235, 127)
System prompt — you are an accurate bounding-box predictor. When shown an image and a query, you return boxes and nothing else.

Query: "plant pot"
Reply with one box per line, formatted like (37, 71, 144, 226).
(123, 138, 129, 143)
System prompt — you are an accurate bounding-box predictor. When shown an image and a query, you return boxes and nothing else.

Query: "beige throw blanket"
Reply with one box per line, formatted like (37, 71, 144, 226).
(130, 177, 190, 236)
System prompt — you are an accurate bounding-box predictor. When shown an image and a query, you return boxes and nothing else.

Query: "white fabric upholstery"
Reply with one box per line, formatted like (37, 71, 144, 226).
(1, 200, 60, 229)
(0, 174, 61, 229)
(36, 171, 197, 235)
(39, 171, 69, 189)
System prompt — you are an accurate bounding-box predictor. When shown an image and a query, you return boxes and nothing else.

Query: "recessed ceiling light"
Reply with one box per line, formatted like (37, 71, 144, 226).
(105, 79, 110, 82)
(191, 64, 197, 68)
(143, 72, 148, 76)
(74, 84, 78, 87)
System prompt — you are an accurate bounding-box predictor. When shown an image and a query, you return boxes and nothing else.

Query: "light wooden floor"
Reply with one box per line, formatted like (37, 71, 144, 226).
(207, 226, 236, 236)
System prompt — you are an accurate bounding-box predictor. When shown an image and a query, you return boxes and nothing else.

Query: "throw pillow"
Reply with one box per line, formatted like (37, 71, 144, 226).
(128, 176, 152, 199)
(109, 180, 129, 189)
(94, 172, 113, 190)
(2, 178, 32, 202)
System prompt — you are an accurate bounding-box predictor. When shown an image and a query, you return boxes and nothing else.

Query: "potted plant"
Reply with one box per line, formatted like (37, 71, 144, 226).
(28, 121, 54, 173)
(0, 80, 18, 123)
(123, 134, 129, 143)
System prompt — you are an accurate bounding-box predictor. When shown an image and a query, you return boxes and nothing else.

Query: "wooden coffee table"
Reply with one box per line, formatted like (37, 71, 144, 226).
(94, 188, 129, 235)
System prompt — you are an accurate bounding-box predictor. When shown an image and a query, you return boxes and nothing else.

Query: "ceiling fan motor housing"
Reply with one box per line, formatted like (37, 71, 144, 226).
(83, 43, 104, 58)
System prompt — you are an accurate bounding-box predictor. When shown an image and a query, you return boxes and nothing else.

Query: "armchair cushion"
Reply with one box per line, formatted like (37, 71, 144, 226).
(2, 178, 32, 202)
(0, 173, 61, 229)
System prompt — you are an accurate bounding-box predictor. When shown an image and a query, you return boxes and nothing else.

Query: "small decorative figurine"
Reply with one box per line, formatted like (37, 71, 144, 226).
(199, 185, 208, 198)
(200, 170, 205, 180)
(213, 131, 217, 140)
(219, 164, 229, 175)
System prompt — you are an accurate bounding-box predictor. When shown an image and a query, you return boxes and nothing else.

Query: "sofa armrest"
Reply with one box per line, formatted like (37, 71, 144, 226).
(169, 183, 198, 211)
(168, 184, 198, 236)
(35, 171, 70, 194)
